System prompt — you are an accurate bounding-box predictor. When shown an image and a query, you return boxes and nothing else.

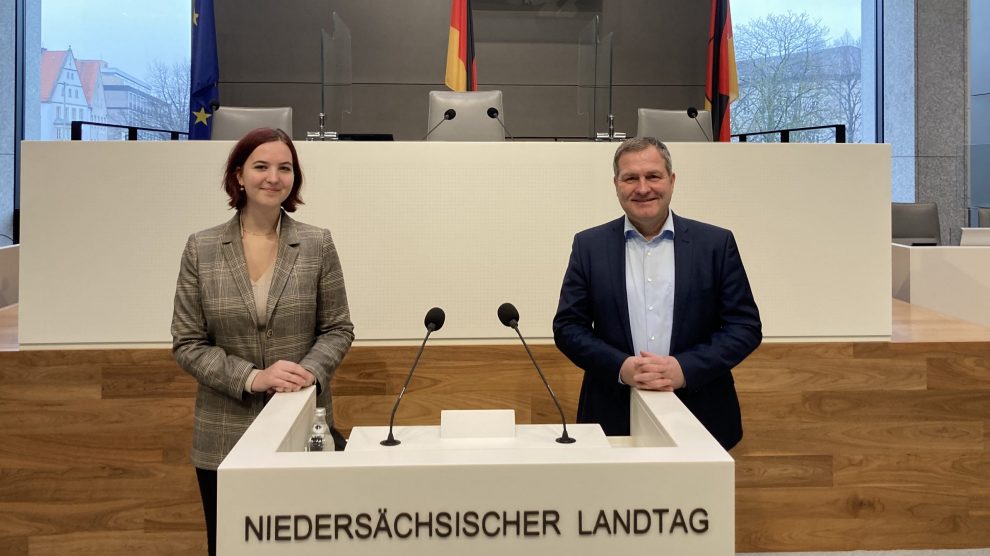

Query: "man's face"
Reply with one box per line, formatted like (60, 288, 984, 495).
(614, 147, 676, 239)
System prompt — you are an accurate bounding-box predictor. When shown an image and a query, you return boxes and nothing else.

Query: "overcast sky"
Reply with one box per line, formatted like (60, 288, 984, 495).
(733, 0, 863, 40)
(41, 0, 190, 78)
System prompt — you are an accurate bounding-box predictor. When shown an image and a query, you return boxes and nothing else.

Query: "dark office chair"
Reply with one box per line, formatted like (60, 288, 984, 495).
(891, 202, 941, 246)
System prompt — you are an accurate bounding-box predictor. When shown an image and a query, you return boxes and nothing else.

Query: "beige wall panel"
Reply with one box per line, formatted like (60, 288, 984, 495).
(19, 142, 890, 347)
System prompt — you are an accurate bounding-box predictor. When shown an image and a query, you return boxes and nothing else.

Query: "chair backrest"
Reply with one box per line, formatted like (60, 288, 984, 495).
(211, 106, 293, 140)
(892, 202, 941, 246)
(978, 207, 990, 227)
(636, 108, 713, 142)
(426, 90, 504, 141)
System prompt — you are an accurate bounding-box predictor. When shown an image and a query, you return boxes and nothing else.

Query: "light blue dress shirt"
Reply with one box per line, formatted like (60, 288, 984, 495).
(623, 214, 676, 382)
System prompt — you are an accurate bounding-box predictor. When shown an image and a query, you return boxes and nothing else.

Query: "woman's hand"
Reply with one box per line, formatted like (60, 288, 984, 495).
(250, 360, 315, 393)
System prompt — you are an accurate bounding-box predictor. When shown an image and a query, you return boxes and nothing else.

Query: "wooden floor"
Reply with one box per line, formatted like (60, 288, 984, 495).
(0, 301, 989, 554)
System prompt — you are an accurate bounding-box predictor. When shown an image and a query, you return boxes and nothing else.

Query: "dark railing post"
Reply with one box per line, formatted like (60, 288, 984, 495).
(61, 121, 188, 141)
(835, 125, 846, 143)
(780, 130, 790, 143)
(738, 134, 747, 142)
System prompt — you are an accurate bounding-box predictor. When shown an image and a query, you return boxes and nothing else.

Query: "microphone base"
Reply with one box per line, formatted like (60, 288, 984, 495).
(555, 435, 576, 444)
(380, 431, 401, 446)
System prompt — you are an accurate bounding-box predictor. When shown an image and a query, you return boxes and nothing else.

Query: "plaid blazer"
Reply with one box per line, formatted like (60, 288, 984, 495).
(171, 212, 354, 469)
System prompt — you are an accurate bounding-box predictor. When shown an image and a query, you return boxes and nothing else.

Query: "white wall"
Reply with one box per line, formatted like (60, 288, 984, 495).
(19, 141, 892, 347)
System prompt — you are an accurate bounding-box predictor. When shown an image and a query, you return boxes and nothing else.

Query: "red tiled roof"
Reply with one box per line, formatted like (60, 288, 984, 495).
(75, 60, 104, 104)
(40, 49, 69, 102)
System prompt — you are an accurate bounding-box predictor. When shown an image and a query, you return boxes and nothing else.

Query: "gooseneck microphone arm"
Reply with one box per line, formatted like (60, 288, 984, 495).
(498, 303, 575, 444)
(423, 109, 457, 141)
(381, 307, 446, 446)
(486, 107, 514, 140)
(687, 106, 713, 142)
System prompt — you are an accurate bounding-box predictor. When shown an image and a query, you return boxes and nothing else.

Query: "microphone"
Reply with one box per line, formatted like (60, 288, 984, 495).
(423, 109, 457, 140)
(381, 307, 446, 446)
(486, 107, 514, 140)
(687, 107, 713, 142)
(497, 302, 575, 444)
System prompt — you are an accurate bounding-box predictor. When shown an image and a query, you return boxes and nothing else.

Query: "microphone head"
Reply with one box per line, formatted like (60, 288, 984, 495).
(687, 106, 699, 119)
(425, 307, 445, 331)
(487, 107, 499, 119)
(444, 108, 456, 120)
(497, 302, 520, 328)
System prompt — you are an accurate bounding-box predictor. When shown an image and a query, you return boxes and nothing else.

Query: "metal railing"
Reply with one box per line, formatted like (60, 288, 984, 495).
(733, 124, 846, 143)
(70, 120, 188, 141)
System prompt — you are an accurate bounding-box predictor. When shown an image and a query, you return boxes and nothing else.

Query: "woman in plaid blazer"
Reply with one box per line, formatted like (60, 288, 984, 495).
(170, 128, 354, 555)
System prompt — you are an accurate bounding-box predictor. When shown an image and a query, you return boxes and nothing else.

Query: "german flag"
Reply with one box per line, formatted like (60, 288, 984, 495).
(704, 0, 738, 142)
(445, 0, 477, 91)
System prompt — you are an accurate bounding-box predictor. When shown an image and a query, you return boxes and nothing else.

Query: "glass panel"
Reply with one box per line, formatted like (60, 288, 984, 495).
(576, 16, 598, 139)
(597, 31, 614, 136)
(576, 16, 614, 139)
(320, 11, 353, 134)
(731, 1, 874, 144)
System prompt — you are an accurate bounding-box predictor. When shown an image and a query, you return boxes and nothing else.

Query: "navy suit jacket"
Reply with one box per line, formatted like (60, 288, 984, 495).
(552, 213, 762, 450)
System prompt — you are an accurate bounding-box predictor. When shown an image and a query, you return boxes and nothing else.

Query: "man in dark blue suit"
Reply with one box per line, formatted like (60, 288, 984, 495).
(553, 137, 762, 450)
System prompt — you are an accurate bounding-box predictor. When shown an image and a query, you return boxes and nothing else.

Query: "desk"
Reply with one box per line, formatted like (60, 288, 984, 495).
(19, 142, 892, 347)
(892, 243, 990, 327)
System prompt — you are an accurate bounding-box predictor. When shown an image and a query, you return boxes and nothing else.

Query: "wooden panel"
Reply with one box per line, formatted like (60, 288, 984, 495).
(801, 390, 990, 421)
(734, 420, 984, 455)
(28, 531, 205, 556)
(735, 455, 833, 488)
(0, 538, 27, 556)
(2, 337, 990, 554)
(832, 453, 990, 488)
(927, 356, 990, 389)
(101, 364, 198, 399)
(735, 357, 928, 392)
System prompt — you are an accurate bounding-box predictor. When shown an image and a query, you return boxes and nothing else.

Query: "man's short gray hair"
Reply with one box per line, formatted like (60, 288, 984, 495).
(612, 136, 673, 177)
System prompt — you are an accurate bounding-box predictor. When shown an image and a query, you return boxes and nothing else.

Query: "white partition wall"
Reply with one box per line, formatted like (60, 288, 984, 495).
(19, 142, 892, 347)
(217, 388, 733, 555)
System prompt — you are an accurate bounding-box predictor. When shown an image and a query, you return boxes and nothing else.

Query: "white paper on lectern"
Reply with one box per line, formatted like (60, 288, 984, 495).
(440, 409, 516, 438)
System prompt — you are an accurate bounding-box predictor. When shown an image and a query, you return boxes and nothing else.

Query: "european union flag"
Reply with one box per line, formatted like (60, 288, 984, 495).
(189, 0, 219, 140)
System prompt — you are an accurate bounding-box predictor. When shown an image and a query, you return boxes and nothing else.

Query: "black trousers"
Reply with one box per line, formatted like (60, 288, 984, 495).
(193, 428, 345, 556)
(195, 467, 217, 556)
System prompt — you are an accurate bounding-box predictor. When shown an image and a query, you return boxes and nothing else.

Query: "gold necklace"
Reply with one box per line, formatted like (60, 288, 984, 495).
(240, 219, 277, 237)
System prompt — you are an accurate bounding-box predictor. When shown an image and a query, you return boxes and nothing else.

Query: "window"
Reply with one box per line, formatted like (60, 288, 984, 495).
(33, 1, 191, 140)
(731, 0, 875, 144)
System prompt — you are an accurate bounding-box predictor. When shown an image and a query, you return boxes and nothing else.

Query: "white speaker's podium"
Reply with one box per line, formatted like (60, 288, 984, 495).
(218, 387, 734, 555)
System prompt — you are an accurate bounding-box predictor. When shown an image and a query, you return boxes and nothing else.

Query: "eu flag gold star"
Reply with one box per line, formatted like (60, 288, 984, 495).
(193, 107, 211, 126)
(193, 10, 199, 25)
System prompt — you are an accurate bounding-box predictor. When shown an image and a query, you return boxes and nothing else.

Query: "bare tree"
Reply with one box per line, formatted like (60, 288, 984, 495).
(141, 59, 190, 134)
(732, 12, 833, 141)
(823, 32, 863, 143)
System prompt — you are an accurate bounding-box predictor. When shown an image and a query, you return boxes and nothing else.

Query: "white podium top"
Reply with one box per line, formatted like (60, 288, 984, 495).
(218, 387, 734, 555)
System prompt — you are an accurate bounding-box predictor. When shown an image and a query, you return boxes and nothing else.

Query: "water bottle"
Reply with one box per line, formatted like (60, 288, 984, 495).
(306, 407, 332, 452)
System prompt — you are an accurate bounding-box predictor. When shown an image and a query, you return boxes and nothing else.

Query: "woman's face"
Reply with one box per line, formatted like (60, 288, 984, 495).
(237, 140, 294, 212)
